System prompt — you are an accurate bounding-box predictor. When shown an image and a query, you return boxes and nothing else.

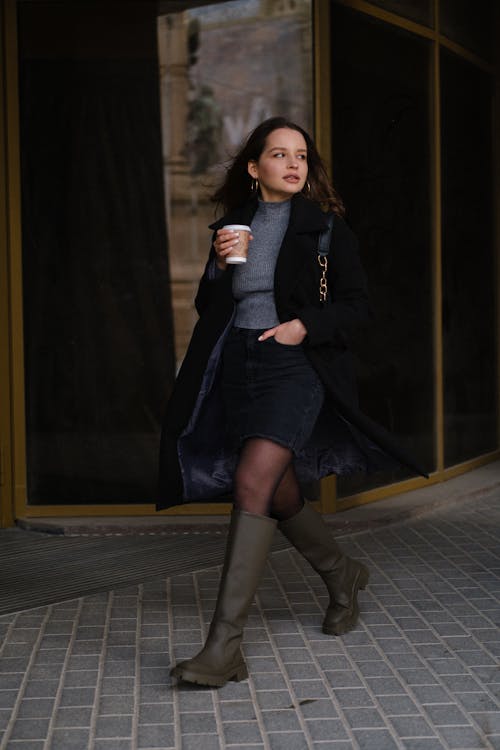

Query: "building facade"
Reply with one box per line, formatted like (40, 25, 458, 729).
(0, 0, 498, 527)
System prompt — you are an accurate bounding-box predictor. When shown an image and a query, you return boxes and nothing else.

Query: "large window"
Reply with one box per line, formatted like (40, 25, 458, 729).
(158, 0, 313, 367)
(18, 2, 175, 504)
(330, 5, 435, 497)
(441, 51, 497, 465)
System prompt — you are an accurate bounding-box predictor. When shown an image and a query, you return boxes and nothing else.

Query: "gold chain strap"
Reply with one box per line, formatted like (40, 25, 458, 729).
(318, 255, 328, 303)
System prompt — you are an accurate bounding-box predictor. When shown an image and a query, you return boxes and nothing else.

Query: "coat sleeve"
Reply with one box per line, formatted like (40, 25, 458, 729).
(194, 240, 227, 316)
(297, 218, 371, 348)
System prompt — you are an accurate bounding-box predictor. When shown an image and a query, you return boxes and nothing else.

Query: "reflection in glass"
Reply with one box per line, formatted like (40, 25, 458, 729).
(364, 0, 433, 27)
(441, 51, 497, 465)
(440, 0, 494, 61)
(158, 0, 313, 367)
(19, 2, 175, 504)
(330, 6, 435, 498)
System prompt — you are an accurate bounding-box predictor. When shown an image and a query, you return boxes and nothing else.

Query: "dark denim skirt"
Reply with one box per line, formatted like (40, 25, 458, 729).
(221, 327, 325, 453)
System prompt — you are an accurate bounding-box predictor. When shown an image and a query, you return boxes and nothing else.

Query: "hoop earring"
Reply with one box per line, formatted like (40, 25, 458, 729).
(251, 178, 259, 193)
(304, 180, 311, 195)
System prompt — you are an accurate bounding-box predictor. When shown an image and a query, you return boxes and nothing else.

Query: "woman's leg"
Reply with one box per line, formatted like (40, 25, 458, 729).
(171, 437, 290, 687)
(232, 437, 295, 516)
(268, 463, 304, 521)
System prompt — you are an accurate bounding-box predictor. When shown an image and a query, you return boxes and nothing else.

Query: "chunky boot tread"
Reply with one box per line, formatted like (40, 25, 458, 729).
(170, 660, 248, 687)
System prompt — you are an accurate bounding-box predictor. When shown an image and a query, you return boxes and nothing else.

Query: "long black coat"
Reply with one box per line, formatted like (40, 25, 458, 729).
(157, 193, 425, 510)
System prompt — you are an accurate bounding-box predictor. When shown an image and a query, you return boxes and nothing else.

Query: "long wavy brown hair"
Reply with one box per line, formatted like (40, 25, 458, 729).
(211, 116, 345, 216)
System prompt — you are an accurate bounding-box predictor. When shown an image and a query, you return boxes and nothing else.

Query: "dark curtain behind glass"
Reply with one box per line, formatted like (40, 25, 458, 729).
(330, 5, 435, 498)
(441, 51, 497, 465)
(19, 2, 175, 504)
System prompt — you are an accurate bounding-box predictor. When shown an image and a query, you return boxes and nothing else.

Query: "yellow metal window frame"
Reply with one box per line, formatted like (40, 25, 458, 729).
(0, 0, 498, 526)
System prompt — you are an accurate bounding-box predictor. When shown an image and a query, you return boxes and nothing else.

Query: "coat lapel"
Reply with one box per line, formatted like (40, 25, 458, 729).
(274, 194, 331, 308)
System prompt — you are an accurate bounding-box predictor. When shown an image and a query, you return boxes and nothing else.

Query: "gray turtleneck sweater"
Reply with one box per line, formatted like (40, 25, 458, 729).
(232, 199, 291, 329)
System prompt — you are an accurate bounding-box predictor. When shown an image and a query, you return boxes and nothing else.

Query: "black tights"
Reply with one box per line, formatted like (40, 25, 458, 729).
(233, 437, 304, 521)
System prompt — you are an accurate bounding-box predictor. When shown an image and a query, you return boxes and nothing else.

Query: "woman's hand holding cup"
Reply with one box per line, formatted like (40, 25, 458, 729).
(214, 225, 252, 270)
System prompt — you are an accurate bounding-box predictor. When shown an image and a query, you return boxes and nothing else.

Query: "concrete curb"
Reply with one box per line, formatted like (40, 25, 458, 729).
(16, 460, 500, 538)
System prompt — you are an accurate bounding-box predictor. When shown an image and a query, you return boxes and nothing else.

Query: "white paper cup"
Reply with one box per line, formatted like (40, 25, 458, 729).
(223, 224, 251, 264)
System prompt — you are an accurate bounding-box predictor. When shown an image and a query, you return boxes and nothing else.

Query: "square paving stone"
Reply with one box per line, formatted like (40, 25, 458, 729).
(341, 707, 387, 728)
(100, 678, 135, 695)
(139, 703, 173, 724)
(218, 681, 252, 701)
(397, 669, 439, 686)
(63, 670, 99, 687)
(298, 698, 338, 719)
(438, 725, 486, 748)
(292, 681, 329, 701)
(315, 655, 350, 671)
(137, 722, 175, 748)
(306, 717, 349, 741)
(400, 740, 447, 750)
(261, 709, 302, 732)
(93, 741, 132, 749)
(456, 692, 500, 712)
(332, 689, 374, 708)
(356, 661, 394, 678)
(67, 655, 100, 670)
(373, 638, 409, 653)
(24, 680, 59, 699)
(324, 671, 363, 689)
(268, 732, 311, 750)
(251, 674, 288, 692)
(440, 674, 482, 692)
(99, 694, 135, 715)
(470, 712, 500, 734)
(95, 714, 133, 738)
(219, 701, 256, 721)
(352, 728, 399, 749)
(180, 712, 217, 734)
(10, 718, 50, 740)
(424, 703, 470, 726)
(247, 657, 280, 674)
(387, 653, 425, 670)
(176, 690, 214, 711)
(389, 715, 435, 737)
(223, 720, 263, 743)
(376, 694, 420, 715)
(54, 707, 93, 728)
(60, 688, 96, 707)
(254, 691, 293, 710)
(17, 699, 55, 719)
(180, 734, 222, 750)
(0, 690, 19, 709)
(50, 728, 90, 749)
(364, 677, 405, 695)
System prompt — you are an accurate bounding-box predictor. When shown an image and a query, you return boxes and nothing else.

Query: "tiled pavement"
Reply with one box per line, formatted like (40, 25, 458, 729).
(1, 492, 499, 750)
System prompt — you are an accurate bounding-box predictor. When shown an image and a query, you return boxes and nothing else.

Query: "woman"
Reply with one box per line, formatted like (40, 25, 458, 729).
(159, 117, 424, 687)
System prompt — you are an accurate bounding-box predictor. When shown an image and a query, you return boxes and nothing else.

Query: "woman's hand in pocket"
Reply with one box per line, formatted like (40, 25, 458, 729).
(258, 319, 307, 345)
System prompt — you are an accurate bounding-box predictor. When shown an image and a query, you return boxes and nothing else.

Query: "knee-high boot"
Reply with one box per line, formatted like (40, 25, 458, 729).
(170, 509, 277, 687)
(278, 503, 369, 635)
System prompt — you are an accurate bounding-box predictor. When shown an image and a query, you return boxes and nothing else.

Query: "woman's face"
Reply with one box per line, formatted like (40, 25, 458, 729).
(248, 127, 308, 202)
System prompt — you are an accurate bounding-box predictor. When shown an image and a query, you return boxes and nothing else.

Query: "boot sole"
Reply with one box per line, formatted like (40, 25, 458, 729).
(322, 564, 370, 636)
(170, 662, 248, 688)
